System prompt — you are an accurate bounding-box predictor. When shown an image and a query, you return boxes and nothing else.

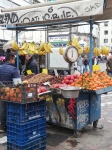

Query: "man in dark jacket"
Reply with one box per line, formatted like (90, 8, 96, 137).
(24, 54, 38, 75)
(0, 53, 20, 132)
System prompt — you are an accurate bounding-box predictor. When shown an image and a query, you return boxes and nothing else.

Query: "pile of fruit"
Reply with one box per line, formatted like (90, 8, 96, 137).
(50, 74, 79, 88)
(12, 41, 53, 55)
(72, 71, 112, 90)
(24, 73, 54, 84)
(0, 82, 49, 103)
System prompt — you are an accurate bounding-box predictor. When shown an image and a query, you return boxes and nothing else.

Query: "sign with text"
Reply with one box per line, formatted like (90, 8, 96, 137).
(0, 0, 103, 25)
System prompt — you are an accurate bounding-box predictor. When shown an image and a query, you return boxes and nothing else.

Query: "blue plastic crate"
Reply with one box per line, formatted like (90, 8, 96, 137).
(7, 101, 46, 123)
(7, 118, 46, 145)
(7, 136, 46, 150)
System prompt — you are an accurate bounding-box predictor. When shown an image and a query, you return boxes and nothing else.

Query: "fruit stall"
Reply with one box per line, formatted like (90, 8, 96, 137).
(0, 0, 112, 148)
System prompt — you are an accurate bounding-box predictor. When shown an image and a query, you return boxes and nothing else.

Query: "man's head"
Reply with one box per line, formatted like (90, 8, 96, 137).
(25, 54, 32, 61)
(5, 53, 15, 65)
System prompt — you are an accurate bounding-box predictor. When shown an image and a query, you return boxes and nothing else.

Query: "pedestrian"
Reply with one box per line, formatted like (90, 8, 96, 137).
(83, 55, 89, 73)
(106, 55, 112, 76)
(0, 53, 20, 132)
(23, 54, 38, 75)
(77, 55, 83, 74)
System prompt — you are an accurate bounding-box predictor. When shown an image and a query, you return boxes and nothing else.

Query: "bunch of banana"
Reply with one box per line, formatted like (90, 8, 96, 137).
(44, 42, 53, 53)
(27, 42, 37, 55)
(72, 38, 80, 48)
(59, 47, 63, 55)
(78, 47, 83, 55)
(67, 40, 72, 46)
(18, 51, 25, 56)
(84, 46, 90, 54)
(101, 46, 110, 56)
(12, 41, 20, 50)
(19, 41, 29, 51)
(93, 47, 101, 56)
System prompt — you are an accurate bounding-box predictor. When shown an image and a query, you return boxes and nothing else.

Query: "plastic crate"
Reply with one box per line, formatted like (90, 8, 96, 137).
(7, 136, 46, 150)
(7, 118, 46, 145)
(7, 101, 46, 123)
(0, 82, 38, 104)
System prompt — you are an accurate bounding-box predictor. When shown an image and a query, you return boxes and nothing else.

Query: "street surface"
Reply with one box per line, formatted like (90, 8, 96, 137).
(0, 63, 112, 150)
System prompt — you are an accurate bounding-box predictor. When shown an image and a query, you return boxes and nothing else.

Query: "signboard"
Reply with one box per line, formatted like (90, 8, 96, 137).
(49, 34, 68, 47)
(48, 47, 69, 70)
(0, 0, 104, 25)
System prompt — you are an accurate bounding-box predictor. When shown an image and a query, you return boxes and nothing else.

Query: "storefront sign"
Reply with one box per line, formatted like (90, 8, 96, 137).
(0, 0, 103, 25)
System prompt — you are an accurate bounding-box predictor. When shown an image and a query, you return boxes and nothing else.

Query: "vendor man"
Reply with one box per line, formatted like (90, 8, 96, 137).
(0, 53, 20, 132)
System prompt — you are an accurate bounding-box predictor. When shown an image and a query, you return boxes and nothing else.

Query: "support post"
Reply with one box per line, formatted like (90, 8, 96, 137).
(89, 16, 93, 74)
(16, 30, 19, 71)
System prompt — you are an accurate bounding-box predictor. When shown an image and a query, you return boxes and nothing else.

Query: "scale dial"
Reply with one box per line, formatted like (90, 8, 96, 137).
(63, 46, 78, 63)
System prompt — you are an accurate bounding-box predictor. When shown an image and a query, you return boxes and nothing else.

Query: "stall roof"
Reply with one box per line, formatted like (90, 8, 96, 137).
(0, 0, 112, 29)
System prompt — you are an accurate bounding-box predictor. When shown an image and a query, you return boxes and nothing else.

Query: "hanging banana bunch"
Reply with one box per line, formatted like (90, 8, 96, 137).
(59, 47, 63, 55)
(44, 42, 53, 53)
(93, 47, 101, 56)
(72, 38, 79, 48)
(84, 46, 90, 54)
(78, 47, 83, 55)
(12, 41, 20, 51)
(19, 41, 29, 50)
(101, 46, 110, 56)
(67, 40, 72, 46)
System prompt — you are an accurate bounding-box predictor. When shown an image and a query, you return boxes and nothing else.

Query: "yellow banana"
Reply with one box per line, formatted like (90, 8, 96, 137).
(19, 41, 29, 50)
(12, 41, 20, 50)
(59, 47, 63, 55)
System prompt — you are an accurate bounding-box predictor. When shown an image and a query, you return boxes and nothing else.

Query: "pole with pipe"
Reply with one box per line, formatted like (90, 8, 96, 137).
(16, 30, 19, 72)
(89, 16, 93, 75)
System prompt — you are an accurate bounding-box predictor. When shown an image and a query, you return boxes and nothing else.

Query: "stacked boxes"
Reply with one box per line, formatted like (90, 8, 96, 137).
(7, 100, 46, 150)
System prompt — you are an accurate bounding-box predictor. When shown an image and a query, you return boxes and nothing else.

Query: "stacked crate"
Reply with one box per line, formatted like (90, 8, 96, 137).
(6, 100, 46, 150)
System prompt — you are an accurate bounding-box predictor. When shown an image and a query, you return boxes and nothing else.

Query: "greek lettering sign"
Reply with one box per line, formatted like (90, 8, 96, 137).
(0, 0, 104, 25)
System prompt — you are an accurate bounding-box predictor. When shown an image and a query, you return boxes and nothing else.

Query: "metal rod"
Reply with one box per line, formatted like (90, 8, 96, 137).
(1, 0, 82, 13)
(16, 30, 19, 71)
(6, 19, 82, 30)
(89, 16, 93, 74)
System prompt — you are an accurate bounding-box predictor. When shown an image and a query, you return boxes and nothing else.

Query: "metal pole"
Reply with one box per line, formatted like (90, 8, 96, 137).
(16, 30, 19, 71)
(89, 16, 93, 74)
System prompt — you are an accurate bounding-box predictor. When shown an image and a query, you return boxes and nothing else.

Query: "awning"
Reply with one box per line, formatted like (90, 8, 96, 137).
(0, 0, 111, 28)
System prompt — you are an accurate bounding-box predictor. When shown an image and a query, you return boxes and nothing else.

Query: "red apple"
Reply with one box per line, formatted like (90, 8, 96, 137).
(65, 79, 69, 84)
(40, 87, 47, 92)
(37, 88, 42, 93)
(69, 80, 74, 84)
(66, 75, 71, 80)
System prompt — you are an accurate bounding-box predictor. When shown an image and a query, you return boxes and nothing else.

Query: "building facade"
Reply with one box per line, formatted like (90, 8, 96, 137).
(99, 20, 112, 51)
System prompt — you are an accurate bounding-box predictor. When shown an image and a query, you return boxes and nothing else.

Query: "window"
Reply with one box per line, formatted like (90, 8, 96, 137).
(104, 39, 108, 43)
(104, 22, 108, 26)
(104, 30, 108, 35)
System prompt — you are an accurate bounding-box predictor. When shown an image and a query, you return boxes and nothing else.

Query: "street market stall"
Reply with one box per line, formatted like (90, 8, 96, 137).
(0, 0, 112, 149)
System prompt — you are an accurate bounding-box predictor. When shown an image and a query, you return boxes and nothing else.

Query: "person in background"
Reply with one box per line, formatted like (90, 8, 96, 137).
(23, 54, 38, 75)
(77, 55, 83, 74)
(106, 55, 112, 75)
(83, 55, 89, 73)
(0, 53, 20, 132)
